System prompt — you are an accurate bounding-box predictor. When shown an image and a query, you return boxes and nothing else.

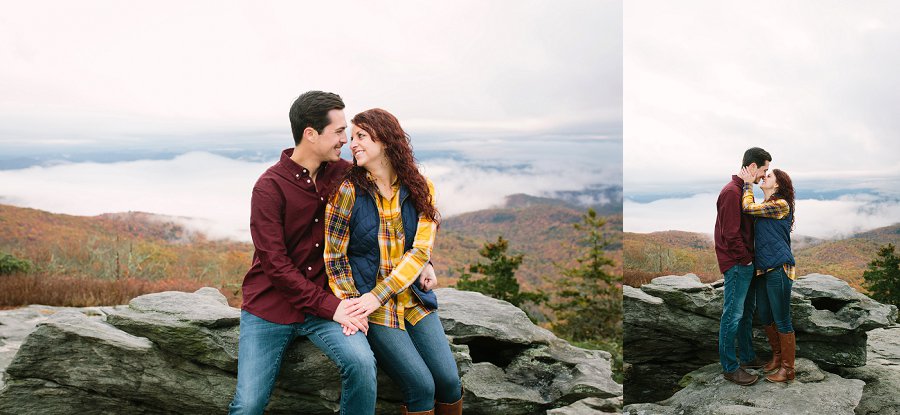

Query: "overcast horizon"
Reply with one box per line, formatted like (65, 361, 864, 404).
(0, 1, 623, 242)
(624, 0, 900, 238)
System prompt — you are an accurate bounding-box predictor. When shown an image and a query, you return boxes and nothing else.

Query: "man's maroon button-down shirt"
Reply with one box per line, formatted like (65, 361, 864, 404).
(241, 148, 351, 324)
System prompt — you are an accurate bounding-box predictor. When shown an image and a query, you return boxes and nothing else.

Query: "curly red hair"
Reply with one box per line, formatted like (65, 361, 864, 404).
(342, 108, 439, 224)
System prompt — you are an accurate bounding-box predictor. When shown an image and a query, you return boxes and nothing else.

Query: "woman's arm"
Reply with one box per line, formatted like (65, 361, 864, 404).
(741, 183, 790, 219)
(325, 180, 362, 299)
(369, 179, 438, 305)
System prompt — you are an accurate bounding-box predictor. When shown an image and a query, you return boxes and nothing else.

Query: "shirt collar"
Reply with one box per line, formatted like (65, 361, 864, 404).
(280, 148, 326, 179)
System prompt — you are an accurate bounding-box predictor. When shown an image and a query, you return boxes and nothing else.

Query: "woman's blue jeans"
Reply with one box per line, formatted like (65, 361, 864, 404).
(366, 312, 462, 411)
(755, 267, 794, 333)
(228, 310, 377, 415)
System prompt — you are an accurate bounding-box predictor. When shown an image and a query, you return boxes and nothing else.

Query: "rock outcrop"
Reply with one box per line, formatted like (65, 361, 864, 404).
(623, 358, 865, 415)
(624, 273, 898, 404)
(0, 288, 621, 414)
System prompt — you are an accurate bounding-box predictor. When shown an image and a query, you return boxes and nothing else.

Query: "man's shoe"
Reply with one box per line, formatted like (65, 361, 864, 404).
(766, 331, 796, 383)
(763, 323, 781, 373)
(740, 356, 766, 370)
(723, 367, 759, 386)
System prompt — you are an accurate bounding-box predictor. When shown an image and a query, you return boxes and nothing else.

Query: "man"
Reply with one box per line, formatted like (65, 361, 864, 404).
(714, 147, 771, 386)
(229, 91, 395, 414)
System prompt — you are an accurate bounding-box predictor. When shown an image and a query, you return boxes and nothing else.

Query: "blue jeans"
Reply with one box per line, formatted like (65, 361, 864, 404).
(718, 263, 758, 373)
(228, 310, 377, 415)
(366, 312, 462, 411)
(755, 267, 794, 333)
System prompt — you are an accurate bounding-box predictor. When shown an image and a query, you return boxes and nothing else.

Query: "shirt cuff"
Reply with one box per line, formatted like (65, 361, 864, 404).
(317, 294, 342, 320)
(370, 282, 394, 305)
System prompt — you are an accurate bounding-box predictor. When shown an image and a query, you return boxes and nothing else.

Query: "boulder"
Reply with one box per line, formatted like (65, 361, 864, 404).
(0, 288, 621, 414)
(623, 358, 865, 415)
(624, 273, 897, 404)
(834, 325, 900, 415)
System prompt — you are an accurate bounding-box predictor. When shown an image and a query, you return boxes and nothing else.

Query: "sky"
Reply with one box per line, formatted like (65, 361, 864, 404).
(624, 0, 900, 238)
(0, 1, 623, 241)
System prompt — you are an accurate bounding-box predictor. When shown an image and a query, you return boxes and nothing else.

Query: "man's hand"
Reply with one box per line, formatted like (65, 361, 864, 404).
(419, 262, 437, 291)
(333, 298, 368, 336)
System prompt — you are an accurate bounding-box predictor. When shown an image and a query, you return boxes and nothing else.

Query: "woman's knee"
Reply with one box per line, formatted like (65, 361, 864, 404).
(433, 371, 462, 403)
(405, 378, 436, 410)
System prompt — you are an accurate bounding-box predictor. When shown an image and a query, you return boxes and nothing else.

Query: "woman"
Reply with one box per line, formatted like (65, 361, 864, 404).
(738, 166, 796, 383)
(324, 108, 462, 415)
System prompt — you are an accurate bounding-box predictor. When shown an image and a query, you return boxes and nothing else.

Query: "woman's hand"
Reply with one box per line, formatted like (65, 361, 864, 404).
(419, 262, 438, 291)
(738, 166, 756, 184)
(347, 292, 382, 319)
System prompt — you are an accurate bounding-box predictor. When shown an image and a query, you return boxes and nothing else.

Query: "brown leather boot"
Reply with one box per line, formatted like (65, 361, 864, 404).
(723, 367, 758, 385)
(763, 323, 781, 373)
(435, 395, 463, 415)
(400, 406, 435, 415)
(766, 331, 795, 383)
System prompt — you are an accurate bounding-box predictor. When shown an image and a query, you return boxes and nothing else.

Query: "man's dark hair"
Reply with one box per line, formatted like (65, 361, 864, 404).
(289, 91, 345, 145)
(742, 147, 772, 168)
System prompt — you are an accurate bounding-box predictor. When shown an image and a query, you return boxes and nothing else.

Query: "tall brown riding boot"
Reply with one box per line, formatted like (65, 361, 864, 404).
(400, 405, 435, 415)
(763, 323, 781, 373)
(766, 331, 795, 383)
(435, 396, 463, 415)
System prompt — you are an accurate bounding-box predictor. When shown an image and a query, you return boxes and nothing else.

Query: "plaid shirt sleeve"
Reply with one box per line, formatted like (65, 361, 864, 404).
(741, 183, 790, 219)
(325, 180, 361, 299)
(370, 179, 438, 304)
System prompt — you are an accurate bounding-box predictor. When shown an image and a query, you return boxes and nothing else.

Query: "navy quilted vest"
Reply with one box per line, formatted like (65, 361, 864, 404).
(754, 207, 795, 271)
(346, 183, 437, 310)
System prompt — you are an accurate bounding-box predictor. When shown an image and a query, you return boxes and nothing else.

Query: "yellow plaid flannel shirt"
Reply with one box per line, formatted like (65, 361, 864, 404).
(324, 176, 436, 329)
(741, 183, 796, 280)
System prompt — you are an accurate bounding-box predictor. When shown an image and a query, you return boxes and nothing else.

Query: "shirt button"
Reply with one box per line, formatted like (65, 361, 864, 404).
(303, 169, 307, 173)
(314, 218, 319, 222)
(315, 243, 320, 247)
(320, 197, 324, 201)
(307, 266, 312, 271)
(307, 179, 311, 183)
(295, 174, 299, 179)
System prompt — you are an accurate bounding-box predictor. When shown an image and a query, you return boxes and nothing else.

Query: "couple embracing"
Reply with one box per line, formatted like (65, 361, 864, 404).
(228, 91, 462, 415)
(715, 147, 798, 386)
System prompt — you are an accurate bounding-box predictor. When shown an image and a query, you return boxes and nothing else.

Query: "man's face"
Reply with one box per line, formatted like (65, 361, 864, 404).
(752, 160, 770, 184)
(312, 109, 347, 162)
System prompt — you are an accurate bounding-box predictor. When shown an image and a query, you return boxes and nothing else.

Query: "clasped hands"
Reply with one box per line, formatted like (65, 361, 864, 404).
(333, 262, 438, 336)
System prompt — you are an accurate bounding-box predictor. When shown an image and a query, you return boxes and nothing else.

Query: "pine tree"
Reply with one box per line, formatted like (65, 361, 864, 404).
(863, 243, 900, 314)
(550, 208, 621, 342)
(454, 236, 546, 308)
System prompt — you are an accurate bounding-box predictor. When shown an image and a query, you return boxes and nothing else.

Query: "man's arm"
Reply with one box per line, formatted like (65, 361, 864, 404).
(719, 189, 753, 265)
(250, 184, 340, 319)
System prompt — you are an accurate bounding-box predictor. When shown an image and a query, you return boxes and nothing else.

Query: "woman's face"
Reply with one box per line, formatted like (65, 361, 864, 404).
(349, 126, 385, 169)
(760, 170, 778, 191)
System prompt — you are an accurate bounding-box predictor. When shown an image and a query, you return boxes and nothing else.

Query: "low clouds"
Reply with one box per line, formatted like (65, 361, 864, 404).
(1, 150, 617, 242)
(625, 192, 900, 239)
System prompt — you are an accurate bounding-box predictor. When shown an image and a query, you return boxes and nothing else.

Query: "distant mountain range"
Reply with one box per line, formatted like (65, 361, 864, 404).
(624, 224, 900, 290)
(0, 194, 621, 301)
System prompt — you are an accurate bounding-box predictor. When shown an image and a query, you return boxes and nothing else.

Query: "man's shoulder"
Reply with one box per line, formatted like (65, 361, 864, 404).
(252, 161, 289, 192)
(328, 159, 352, 177)
(718, 180, 740, 196)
